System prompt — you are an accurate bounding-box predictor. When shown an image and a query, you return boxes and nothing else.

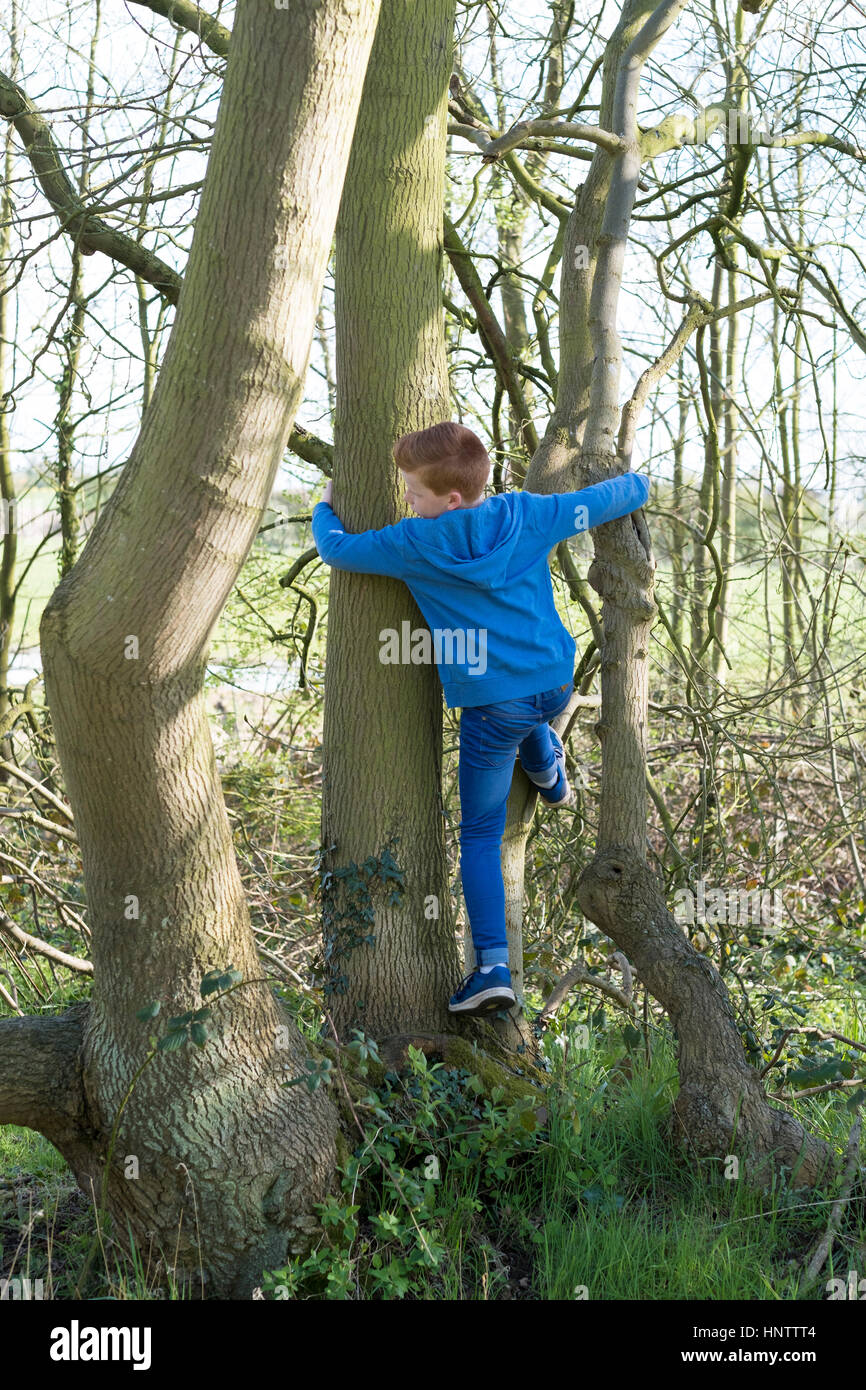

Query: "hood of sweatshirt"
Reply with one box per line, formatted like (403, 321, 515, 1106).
(398, 494, 523, 590)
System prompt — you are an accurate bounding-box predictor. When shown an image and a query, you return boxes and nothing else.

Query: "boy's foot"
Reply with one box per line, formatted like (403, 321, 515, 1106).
(524, 730, 574, 807)
(448, 966, 516, 1016)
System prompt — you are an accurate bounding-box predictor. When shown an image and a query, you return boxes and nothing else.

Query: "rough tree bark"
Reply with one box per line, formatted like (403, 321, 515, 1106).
(321, 0, 460, 1041)
(0, 0, 382, 1297)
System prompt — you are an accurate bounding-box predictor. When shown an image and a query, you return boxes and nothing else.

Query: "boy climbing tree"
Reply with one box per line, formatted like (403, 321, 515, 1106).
(313, 420, 649, 1015)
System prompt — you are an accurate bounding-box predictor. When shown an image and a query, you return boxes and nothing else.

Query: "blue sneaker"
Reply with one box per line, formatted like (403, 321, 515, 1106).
(523, 730, 574, 807)
(448, 965, 516, 1015)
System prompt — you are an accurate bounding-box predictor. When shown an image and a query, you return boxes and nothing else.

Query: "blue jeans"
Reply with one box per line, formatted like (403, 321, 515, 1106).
(458, 684, 573, 965)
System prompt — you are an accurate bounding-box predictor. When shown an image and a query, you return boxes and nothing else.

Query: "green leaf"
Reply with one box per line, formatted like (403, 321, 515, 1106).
(787, 1058, 853, 1087)
(190, 1022, 209, 1047)
(377, 848, 404, 884)
(157, 1029, 189, 1052)
(407, 1044, 428, 1073)
(201, 966, 242, 997)
(135, 1001, 161, 1023)
(375, 1210, 402, 1236)
(167, 1011, 195, 1030)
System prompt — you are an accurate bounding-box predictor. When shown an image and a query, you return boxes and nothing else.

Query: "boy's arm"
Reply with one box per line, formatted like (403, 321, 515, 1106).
(521, 471, 650, 544)
(311, 498, 409, 577)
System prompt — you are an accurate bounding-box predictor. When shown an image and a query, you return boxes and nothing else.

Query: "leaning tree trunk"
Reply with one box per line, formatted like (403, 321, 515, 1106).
(0, 56, 18, 770)
(322, 0, 459, 1041)
(527, 0, 834, 1188)
(494, 0, 650, 1043)
(0, 0, 382, 1297)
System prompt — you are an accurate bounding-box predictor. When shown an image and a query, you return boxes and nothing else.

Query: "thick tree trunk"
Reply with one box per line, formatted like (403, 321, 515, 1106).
(503, 1, 655, 1037)
(322, 0, 459, 1041)
(1, 0, 382, 1297)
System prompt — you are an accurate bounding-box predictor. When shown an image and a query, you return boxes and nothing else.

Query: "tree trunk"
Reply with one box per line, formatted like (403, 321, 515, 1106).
(0, 0, 382, 1297)
(0, 8, 19, 769)
(322, 0, 459, 1042)
(501, 1, 655, 1041)
(520, 0, 836, 1188)
(578, 849, 833, 1187)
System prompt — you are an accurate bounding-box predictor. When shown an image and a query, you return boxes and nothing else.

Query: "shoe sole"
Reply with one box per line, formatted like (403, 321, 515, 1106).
(448, 986, 516, 1015)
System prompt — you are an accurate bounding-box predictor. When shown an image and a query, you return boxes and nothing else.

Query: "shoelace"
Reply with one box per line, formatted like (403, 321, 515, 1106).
(454, 970, 478, 998)
(454, 967, 511, 999)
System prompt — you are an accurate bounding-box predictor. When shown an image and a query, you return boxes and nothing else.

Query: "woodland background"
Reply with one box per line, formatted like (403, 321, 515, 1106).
(0, 0, 865, 1302)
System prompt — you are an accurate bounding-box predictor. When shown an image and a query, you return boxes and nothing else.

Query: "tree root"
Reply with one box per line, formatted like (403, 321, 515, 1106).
(319, 1026, 548, 1115)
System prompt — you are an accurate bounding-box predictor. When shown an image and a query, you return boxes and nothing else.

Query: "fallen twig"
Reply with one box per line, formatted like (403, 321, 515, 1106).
(0, 913, 92, 974)
(799, 1116, 862, 1296)
(540, 960, 634, 1022)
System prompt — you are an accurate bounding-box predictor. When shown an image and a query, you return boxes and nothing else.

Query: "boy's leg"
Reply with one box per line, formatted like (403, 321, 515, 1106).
(459, 695, 551, 960)
(517, 686, 573, 799)
(457, 704, 522, 968)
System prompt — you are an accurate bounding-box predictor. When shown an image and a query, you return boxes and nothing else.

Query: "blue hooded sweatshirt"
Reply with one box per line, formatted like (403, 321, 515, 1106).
(311, 471, 649, 709)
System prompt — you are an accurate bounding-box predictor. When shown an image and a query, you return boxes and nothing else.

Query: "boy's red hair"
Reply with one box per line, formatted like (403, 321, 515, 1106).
(393, 421, 490, 501)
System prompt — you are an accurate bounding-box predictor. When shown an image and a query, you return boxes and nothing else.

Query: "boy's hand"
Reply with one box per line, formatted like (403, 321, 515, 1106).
(321, 478, 333, 506)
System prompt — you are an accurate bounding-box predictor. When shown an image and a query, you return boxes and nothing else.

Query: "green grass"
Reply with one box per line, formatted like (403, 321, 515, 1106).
(258, 1009, 862, 1302)
(1, 1003, 862, 1301)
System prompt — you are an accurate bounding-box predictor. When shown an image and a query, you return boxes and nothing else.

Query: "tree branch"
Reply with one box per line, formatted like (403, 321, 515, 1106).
(799, 1116, 862, 1295)
(540, 960, 634, 1021)
(444, 213, 539, 456)
(0, 913, 93, 974)
(0, 1007, 87, 1147)
(0, 69, 181, 301)
(127, 0, 232, 58)
(0, 70, 335, 471)
(480, 118, 626, 162)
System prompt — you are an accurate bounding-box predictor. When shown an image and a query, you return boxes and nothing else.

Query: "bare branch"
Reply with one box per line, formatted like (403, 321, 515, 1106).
(799, 1116, 862, 1295)
(0, 71, 336, 472)
(540, 960, 634, 1021)
(0, 913, 93, 974)
(0, 70, 182, 299)
(444, 213, 539, 456)
(480, 119, 625, 163)
(127, 0, 232, 59)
